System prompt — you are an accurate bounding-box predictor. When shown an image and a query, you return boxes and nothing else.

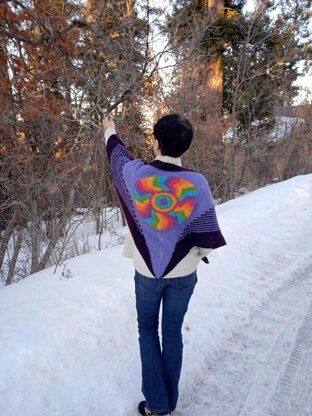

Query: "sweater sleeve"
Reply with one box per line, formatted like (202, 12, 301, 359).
(105, 133, 135, 202)
(106, 133, 133, 168)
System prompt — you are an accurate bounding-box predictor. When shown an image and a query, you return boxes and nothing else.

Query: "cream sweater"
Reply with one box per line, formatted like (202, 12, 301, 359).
(122, 155, 212, 278)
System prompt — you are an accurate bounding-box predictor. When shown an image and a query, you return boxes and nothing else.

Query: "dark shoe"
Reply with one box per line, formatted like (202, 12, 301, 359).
(137, 401, 171, 416)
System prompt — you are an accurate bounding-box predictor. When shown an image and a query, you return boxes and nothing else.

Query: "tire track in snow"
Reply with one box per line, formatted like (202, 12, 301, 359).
(267, 285, 312, 416)
(178, 260, 312, 416)
(238, 262, 312, 416)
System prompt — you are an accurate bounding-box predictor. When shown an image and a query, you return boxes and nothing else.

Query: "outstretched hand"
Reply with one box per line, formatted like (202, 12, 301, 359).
(102, 115, 115, 132)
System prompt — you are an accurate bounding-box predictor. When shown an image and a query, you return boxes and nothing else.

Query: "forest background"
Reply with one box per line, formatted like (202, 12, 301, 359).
(0, 0, 311, 286)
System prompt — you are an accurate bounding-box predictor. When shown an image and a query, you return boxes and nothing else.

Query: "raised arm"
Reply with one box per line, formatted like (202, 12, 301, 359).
(102, 116, 133, 168)
(102, 116, 141, 225)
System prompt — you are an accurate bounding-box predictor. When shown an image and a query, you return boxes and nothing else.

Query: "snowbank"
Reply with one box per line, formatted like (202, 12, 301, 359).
(0, 174, 311, 416)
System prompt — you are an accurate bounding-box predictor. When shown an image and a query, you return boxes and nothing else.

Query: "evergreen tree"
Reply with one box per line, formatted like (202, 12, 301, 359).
(166, 0, 245, 196)
(168, 0, 311, 136)
(224, 0, 312, 140)
(165, 0, 311, 199)
(169, 0, 245, 123)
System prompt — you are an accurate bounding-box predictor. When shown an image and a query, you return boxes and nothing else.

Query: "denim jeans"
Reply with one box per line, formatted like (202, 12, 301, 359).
(134, 270, 198, 414)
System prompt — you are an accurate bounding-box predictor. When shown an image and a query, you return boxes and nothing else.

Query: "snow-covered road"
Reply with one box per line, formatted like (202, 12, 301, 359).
(179, 261, 312, 416)
(179, 199, 312, 416)
(240, 262, 312, 416)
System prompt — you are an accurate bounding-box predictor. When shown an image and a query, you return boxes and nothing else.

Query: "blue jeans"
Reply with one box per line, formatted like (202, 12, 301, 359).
(134, 270, 197, 414)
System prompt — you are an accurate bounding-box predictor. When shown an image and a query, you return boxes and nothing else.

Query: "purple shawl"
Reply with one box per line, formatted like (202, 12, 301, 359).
(107, 134, 226, 278)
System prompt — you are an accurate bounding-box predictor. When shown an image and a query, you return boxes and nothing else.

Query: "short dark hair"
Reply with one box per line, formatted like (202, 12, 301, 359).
(153, 114, 193, 158)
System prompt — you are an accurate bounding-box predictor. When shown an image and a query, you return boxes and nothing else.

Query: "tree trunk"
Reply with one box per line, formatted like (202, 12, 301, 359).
(0, 42, 12, 111)
(5, 228, 23, 286)
(206, 0, 224, 121)
(0, 211, 17, 272)
(36, 187, 75, 272)
(206, 53, 223, 120)
(37, 149, 93, 272)
(207, 0, 224, 16)
(205, 0, 225, 196)
(126, 0, 135, 17)
(30, 199, 39, 274)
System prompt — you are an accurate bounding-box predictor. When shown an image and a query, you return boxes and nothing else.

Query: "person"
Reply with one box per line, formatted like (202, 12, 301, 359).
(102, 114, 226, 416)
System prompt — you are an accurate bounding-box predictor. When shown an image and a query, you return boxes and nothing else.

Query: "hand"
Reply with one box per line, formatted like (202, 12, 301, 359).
(102, 115, 115, 131)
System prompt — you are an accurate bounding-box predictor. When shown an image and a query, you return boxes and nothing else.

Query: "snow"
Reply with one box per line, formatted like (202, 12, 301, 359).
(272, 116, 303, 141)
(1, 207, 125, 282)
(1, 174, 312, 416)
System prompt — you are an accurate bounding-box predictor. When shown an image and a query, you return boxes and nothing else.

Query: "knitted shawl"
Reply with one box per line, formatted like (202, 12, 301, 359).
(107, 134, 226, 279)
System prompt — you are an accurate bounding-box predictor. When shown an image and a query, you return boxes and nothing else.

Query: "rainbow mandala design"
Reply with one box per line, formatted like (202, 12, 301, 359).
(134, 176, 197, 230)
